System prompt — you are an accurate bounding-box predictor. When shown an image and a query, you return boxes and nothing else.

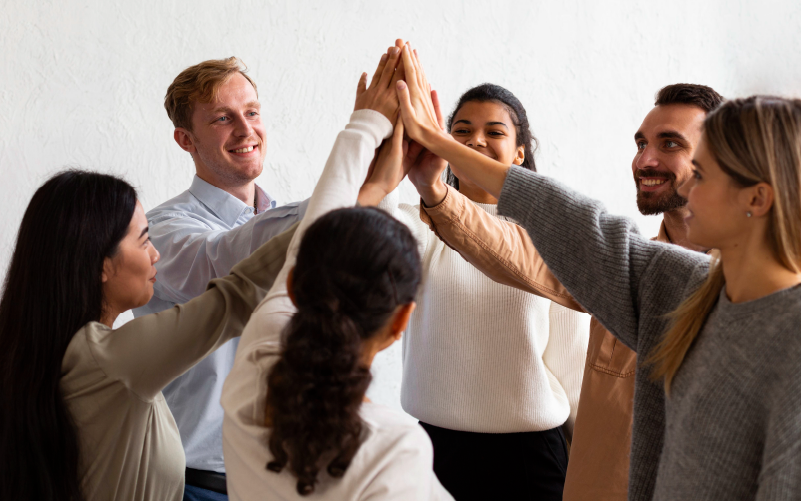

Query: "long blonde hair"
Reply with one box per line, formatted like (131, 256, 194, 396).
(650, 96, 801, 393)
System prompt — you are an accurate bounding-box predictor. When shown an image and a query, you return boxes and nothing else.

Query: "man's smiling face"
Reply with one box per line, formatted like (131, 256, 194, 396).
(184, 72, 266, 186)
(632, 103, 707, 215)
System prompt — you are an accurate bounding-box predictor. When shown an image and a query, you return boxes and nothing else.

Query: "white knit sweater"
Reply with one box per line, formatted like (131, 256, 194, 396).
(381, 193, 590, 434)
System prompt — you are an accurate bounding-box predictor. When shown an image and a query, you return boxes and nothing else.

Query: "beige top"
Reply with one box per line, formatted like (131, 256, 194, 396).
(60, 223, 296, 501)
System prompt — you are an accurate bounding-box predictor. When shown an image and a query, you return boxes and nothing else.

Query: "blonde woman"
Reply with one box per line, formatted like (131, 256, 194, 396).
(397, 46, 801, 500)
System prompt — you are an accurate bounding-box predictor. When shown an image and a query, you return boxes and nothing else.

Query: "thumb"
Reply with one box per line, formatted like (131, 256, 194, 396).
(392, 115, 405, 147)
(396, 80, 415, 123)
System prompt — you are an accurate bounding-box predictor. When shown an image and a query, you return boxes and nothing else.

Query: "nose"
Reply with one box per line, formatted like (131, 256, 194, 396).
(634, 144, 659, 171)
(150, 245, 160, 265)
(233, 114, 254, 137)
(466, 131, 486, 148)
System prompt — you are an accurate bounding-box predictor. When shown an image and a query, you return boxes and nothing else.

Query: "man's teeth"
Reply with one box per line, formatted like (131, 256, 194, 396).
(641, 179, 667, 187)
(232, 146, 254, 153)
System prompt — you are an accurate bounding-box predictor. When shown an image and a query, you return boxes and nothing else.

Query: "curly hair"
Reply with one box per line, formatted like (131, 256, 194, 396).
(445, 83, 538, 189)
(265, 207, 422, 495)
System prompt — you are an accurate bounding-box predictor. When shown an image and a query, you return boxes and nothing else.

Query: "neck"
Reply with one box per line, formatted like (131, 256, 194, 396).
(458, 183, 498, 205)
(196, 171, 256, 207)
(99, 309, 117, 328)
(719, 232, 801, 304)
(662, 207, 708, 252)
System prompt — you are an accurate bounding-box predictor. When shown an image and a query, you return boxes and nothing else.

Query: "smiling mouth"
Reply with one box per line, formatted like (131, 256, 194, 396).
(639, 178, 669, 188)
(230, 145, 256, 154)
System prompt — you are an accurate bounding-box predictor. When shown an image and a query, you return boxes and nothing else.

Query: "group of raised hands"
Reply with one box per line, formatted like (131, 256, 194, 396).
(355, 38, 454, 207)
(356, 38, 514, 208)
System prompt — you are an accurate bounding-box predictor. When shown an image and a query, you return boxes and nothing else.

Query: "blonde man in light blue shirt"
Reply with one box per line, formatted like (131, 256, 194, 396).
(133, 57, 307, 501)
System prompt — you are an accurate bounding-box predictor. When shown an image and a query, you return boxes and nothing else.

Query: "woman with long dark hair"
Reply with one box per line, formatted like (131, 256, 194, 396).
(397, 44, 801, 499)
(357, 44, 589, 499)
(221, 44, 452, 500)
(0, 170, 295, 500)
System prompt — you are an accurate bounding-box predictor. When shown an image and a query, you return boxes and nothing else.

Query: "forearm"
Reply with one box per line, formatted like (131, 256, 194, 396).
(420, 185, 583, 311)
(419, 129, 510, 199)
(104, 224, 297, 397)
(496, 165, 686, 346)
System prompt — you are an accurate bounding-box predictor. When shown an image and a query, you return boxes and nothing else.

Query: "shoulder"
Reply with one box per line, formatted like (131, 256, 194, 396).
(359, 403, 433, 458)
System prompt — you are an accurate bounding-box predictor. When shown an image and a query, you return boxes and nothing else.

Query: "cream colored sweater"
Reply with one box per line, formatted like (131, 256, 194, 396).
(383, 194, 590, 434)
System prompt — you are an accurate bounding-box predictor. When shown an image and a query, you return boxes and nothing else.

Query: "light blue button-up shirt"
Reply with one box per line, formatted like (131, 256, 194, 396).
(133, 175, 307, 472)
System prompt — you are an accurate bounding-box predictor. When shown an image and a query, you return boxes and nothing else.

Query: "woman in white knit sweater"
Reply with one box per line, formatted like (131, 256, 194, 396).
(362, 78, 590, 500)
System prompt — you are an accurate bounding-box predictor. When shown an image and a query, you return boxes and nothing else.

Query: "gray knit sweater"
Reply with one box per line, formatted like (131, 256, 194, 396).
(497, 165, 801, 500)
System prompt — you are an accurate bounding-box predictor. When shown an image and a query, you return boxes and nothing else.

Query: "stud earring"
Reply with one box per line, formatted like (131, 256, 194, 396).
(746, 211, 753, 218)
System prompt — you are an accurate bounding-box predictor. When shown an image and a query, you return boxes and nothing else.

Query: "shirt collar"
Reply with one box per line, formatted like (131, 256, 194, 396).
(188, 175, 276, 226)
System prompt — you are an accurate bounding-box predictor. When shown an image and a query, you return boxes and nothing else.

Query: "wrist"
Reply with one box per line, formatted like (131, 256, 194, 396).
(357, 183, 389, 207)
(418, 179, 448, 208)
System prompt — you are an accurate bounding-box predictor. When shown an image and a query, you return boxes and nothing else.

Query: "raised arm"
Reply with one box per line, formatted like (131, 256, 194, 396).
(90, 223, 297, 400)
(147, 199, 307, 304)
(419, 185, 583, 311)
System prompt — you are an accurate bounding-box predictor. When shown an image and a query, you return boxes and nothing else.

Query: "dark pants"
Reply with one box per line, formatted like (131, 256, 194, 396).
(183, 485, 228, 501)
(420, 422, 568, 501)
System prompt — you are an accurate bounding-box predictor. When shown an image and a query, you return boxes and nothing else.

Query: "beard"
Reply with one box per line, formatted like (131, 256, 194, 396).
(634, 169, 687, 215)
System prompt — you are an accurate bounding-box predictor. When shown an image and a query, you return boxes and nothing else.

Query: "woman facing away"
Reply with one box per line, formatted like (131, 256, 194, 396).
(358, 50, 590, 499)
(221, 44, 452, 500)
(397, 44, 801, 500)
(0, 170, 296, 501)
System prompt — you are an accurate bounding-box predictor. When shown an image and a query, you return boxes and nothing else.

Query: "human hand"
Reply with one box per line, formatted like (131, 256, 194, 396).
(357, 116, 408, 206)
(406, 89, 448, 189)
(395, 43, 447, 148)
(354, 42, 405, 122)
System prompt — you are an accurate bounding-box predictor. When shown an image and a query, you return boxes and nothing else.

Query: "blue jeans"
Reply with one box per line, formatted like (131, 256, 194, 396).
(184, 484, 228, 501)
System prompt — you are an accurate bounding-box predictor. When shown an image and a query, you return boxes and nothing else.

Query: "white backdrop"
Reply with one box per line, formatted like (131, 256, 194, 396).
(2, 0, 800, 411)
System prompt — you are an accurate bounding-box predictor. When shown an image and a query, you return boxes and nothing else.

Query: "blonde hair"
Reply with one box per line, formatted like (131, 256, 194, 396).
(164, 57, 257, 131)
(650, 96, 801, 393)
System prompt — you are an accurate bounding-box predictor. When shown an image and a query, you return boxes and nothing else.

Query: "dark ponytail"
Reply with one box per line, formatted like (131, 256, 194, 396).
(0, 170, 137, 500)
(446, 83, 538, 189)
(265, 207, 421, 495)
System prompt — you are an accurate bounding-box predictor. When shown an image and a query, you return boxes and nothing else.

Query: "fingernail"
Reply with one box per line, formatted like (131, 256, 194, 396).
(380, 53, 388, 62)
(397, 81, 406, 89)
(390, 47, 399, 56)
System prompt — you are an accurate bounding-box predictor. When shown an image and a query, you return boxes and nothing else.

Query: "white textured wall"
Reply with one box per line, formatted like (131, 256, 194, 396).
(2, 0, 800, 412)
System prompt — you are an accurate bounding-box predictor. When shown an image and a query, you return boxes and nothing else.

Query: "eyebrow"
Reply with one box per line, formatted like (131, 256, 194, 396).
(691, 159, 704, 171)
(453, 119, 509, 129)
(634, 130, 688, 143)
(209, 101, 261, 114)
(139, 226, 149, 239)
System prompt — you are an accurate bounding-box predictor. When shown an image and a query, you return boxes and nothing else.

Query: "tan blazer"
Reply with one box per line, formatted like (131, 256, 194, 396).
(418, 186, 662, 501)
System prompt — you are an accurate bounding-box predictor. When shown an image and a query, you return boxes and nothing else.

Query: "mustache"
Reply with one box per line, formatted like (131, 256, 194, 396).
(636, 169, 676, 181)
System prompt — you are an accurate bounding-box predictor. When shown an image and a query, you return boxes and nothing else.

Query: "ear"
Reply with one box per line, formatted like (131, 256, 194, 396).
(174, 128, 197, 153)
(388, 302, 416, 341)
(101, 256, 114, 283)
(513, 145, 525, 166)
(746, 182, 774, 218)
(286, 267, 297, 307)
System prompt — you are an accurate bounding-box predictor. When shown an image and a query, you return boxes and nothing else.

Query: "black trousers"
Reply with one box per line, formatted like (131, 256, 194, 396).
(420, 422, 568, 501)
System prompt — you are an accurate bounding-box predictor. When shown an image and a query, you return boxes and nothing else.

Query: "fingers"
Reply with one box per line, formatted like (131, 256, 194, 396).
(369, 52, 389, 89)
(400, 44, 418, 95)
(378, 46, 402, 89)
(396, 80, 416, 125)
(431, 90, 445, 130)
(356, 72, 368, 98)
(392, 115, 405, 149)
